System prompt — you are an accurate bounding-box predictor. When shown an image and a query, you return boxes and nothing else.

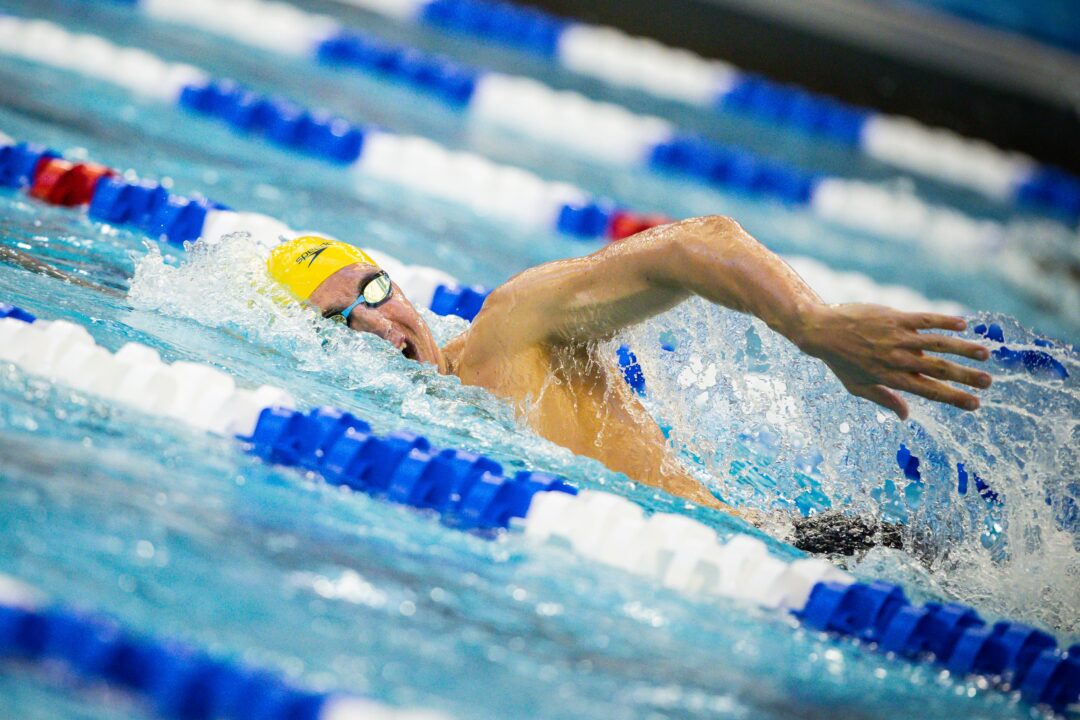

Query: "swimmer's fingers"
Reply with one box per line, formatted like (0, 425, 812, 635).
(887, 349, 991, 389)
(902, 312, 967, 332)
(848, 383, 909, 420)
(910, 356, 992, 389)
(890, 373, 980, 412)
(909, 333, 990, 362)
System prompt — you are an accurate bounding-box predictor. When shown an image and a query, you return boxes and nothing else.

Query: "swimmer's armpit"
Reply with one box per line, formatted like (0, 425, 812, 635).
(0, 245, 120, 296)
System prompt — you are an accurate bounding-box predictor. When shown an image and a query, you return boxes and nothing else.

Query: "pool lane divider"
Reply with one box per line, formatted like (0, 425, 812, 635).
(1, 304, 1078, 714)
(0, 14, 642, 243)
(0, 135, 493, 322)
(0, 15, 1013, 252)
(88, 0, 1078, 227)
(0, 575, 449, 720)
(324, 0, 1080, 224)
(102, 0, 1033, 246)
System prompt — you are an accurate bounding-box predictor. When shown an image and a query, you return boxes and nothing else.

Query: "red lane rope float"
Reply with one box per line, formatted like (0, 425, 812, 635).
(29, 158, 116, 207)
(608, 210, 673, 241)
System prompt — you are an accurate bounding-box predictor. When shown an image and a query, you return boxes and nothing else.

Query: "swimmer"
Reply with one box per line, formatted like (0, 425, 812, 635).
(267, 218, 993, 515)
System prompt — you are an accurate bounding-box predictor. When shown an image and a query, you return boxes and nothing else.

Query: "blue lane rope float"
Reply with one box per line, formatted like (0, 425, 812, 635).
(241, 405, 578, 532)
(0, 301, 36, 322)
(799, 582, 1080, 710)
(0, 588, 446, 720)
(1, 303, 1079, 714)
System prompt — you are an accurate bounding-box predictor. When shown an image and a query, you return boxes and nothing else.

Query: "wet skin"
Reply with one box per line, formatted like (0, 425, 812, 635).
(309, 216, 993, 513)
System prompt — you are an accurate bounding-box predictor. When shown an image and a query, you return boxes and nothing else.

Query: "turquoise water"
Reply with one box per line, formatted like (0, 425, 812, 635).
(1, 2, 1078, 719)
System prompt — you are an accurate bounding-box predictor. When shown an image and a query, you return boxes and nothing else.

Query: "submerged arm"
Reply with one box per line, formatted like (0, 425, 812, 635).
(478, 215, 991, 418)
(0, 246, 120, 296)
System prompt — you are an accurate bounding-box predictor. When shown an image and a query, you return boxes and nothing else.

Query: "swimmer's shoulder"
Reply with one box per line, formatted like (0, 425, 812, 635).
(443, 311, 555, 399)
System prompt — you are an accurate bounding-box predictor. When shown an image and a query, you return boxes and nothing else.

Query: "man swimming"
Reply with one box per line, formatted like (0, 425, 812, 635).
(267, 216, 993, 513)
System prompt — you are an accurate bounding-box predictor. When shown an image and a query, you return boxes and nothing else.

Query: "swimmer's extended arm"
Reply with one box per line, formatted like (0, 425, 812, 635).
(0, 246, 119, 295)
(475, 215, 991, 419)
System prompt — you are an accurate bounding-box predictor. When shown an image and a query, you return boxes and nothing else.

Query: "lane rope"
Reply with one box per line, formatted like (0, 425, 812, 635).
(0, 573, 449, 720)
(0, 14, 1018, 254)
(324, 0, 1080, 224)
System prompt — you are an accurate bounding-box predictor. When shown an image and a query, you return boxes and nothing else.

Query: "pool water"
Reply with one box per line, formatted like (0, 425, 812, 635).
(0, 1, 1078, 719)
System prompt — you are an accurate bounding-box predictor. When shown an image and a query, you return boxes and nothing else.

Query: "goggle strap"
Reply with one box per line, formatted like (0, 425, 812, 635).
(339, 295, 366, 321)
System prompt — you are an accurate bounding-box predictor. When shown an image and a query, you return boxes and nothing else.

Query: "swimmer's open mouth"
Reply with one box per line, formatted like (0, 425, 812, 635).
(401, 339, 418, 361)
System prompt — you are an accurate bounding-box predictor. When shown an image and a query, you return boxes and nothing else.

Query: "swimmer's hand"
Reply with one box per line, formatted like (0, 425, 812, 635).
(791, 304, 992, 420)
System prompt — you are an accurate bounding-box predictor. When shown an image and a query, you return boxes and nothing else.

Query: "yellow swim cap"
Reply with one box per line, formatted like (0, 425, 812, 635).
(266, 236, 378, 300)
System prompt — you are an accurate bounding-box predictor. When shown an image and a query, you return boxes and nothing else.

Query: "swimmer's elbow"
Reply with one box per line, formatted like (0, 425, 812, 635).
(660, 215, 746, 275)
(694, 214, 743, 235)
(667, 215, 744, 255)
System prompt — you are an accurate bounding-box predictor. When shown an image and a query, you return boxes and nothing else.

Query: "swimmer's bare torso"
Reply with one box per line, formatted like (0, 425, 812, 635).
(447, 329, 717, 505)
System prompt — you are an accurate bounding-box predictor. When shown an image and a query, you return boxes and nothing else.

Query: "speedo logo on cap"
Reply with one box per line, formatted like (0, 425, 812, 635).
(294, 243, 331, 267)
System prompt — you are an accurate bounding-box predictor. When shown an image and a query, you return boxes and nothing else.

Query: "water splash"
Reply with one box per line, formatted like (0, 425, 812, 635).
(618, 299, 1080, 635)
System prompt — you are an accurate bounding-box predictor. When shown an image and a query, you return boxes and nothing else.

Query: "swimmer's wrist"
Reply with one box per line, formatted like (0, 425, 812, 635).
(775, 299, 828, 352)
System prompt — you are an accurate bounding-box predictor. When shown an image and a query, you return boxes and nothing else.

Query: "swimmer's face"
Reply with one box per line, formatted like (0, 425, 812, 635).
(310, 263, 444, 369)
